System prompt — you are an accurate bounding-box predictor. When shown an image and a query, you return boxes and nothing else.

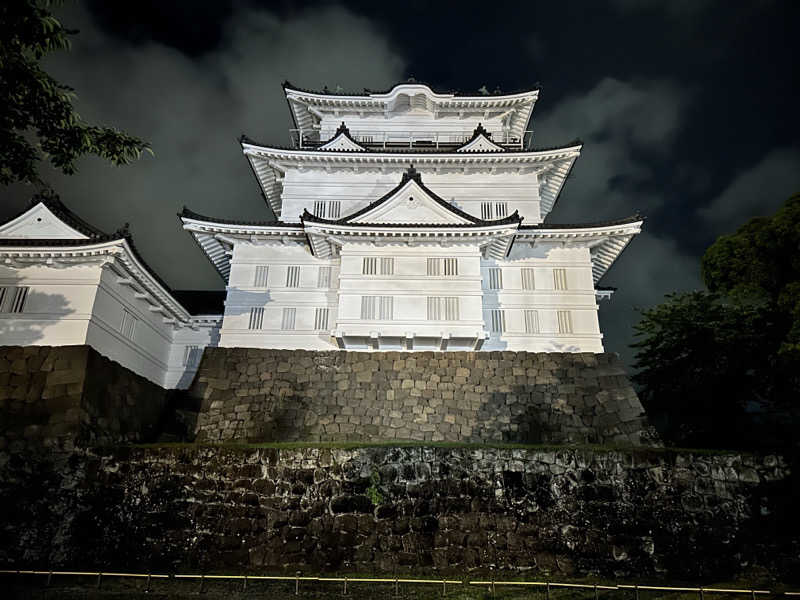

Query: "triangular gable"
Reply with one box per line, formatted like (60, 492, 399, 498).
(318, 122, 367, 152)
(0, 202, 91, 239)
(350, 179, 473, 225)
(456, 123, 506, 153)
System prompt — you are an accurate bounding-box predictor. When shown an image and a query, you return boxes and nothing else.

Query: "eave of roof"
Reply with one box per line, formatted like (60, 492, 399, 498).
(282, 80, 540, 100)
(518, 214, 644, 230)
(179, 207, 302, 228)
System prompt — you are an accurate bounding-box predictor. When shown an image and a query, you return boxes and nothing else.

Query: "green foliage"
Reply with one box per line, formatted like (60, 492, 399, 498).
(364, 469, 384, 506)
(0, 0, 150, 190)
(633, 194, 800, 448)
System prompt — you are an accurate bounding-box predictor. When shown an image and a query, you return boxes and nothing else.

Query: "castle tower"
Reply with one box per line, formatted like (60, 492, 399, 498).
(181, 81, 642, 352)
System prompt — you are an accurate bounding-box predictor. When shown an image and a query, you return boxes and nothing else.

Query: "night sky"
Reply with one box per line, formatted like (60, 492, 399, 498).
(3, 0, 799, 366)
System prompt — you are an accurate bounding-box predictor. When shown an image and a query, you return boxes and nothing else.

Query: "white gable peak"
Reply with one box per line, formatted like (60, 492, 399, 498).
(0, 202, 91, 240)
(318, 123, 367, 152)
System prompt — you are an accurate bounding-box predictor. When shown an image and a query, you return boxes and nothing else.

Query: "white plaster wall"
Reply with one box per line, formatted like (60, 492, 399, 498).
(318, 115, 508, 143)
(280, 169, 542, 224)
(0, 263, 99, 346)
(220, 240, 339, 350)
(165, 323, 221, 389)
(0, 263, 221, 388)
(481, 243, 603, 353)
(336, 242, 484, 341)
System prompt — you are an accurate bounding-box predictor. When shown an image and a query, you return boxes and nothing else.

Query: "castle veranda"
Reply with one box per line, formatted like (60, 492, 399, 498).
(0, 81, 642, 386)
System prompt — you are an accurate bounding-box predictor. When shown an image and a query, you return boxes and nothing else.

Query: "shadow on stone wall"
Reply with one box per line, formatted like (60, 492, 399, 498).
(188, 349, 654, 446)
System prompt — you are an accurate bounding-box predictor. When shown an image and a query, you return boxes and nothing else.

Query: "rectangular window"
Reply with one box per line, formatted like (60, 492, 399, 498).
(494, 202, 508, 218)
(490, 309, 506, 334)
(427, 297, 459, 321)
(554, 268, 568, 290)
(481, 201, 492, 220)
(557, 310, 573, 334)
(314, 307, 330, 331)
(487, 267, 503, 290)
(254, 265, 269, 287)
(183, 345, 202, 367)
(362, 257, 377, 275)
(428, 257, 459, 276)
(361, 296, 393, 320)
(312, 200, 341, 219)
(286, 266, 301, 287)
(120, 309, 137, 341)
(317, 266, 331, 288)
(327, 201, 341, 219)
(248, 307, 264, 329)
(381, 257, 394, 275)
(521, 268, 536, 290)
(0, 286, 29, 313)
(524, 310, 540, 334)
(281, 307, 296, 330)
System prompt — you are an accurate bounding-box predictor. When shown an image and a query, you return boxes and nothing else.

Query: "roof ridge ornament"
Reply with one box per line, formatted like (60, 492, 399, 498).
(401, 164, 422, 184)
(472, 123, 491, 138)
(335, 121, 351, 136)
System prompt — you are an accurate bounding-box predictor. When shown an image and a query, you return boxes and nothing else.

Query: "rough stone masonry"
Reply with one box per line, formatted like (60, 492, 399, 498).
(190, 349, 652, 445)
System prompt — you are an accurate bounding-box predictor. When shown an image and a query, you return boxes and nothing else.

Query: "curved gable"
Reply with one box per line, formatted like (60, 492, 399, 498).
(0, 202, 92, 240)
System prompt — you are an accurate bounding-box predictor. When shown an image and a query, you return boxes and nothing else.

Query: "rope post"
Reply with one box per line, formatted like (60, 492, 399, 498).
(242, 575, 247, 592)
(635, 585, 640, 600)
(546, 581, 551, 600)
(145, 573, 152, 594)
(490, 567, 495, 597)
(700, 587, 704, 600)
(394, 576, 399, 599)
(96, 572, 103, 590)
(199, 574, 205, 594)
(295, 571, 300, 596)
(442, 578, 446, 597)
(751, 591, 756, 600)
(343, 575, 348, 596)
(595, 585, 599, 600)
(46, 571, 52, 587)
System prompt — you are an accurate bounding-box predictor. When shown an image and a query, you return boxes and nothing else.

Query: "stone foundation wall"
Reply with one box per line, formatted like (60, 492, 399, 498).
(0, 345, 167, 451)
(0, 446, 796, 580)
(191, 349, 651, 445)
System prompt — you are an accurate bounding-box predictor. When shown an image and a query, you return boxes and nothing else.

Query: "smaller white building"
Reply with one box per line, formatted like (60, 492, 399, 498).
(0, 198, 221, 389)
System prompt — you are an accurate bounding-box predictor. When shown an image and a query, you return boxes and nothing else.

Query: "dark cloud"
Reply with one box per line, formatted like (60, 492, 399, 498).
(4, 2, 406, 289)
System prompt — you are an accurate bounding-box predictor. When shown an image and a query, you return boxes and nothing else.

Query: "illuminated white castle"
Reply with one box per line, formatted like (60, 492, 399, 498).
(0, 81, 641, 387)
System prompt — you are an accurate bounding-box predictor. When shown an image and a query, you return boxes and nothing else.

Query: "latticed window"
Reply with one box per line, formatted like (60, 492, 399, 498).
(480, 202, 508, 220)
(381, 257, 394, 275)
(281, 307, 296, 330)
(286, 266, 301, 287)
(183, 345, 202, 367)
(427, 258, 458, 276)
(312, 200, 341, 219)
(361, 296, 393, 320)
(120, 309, 137, 341)
(553, 268, 568, 290)
(557, 310, 573, 334)
(427, 297, 459, 320)
(524, 310, 540, 334)
(314, 307, 330, 331)
(481, 201, 492, 220)
(362, 257, 377, 275)
(490, 309, 506, 333)
(248, 307, 264, 330)
(254, 265, 269, 287)
(494, 202, 508, 218)
(521, 268, 536, 290)
(317, 266, 331, 288)
(487, 268, 503, 290)
(0, 286, 29, 313)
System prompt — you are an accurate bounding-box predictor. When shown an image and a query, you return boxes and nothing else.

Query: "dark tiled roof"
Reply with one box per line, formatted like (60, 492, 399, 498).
(171, 290, 226, 315)
(179, 207, 303, 228)
(518, 214, 644, 230)
(240, 133, 582, 155)
(283, 80, 540, 98)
